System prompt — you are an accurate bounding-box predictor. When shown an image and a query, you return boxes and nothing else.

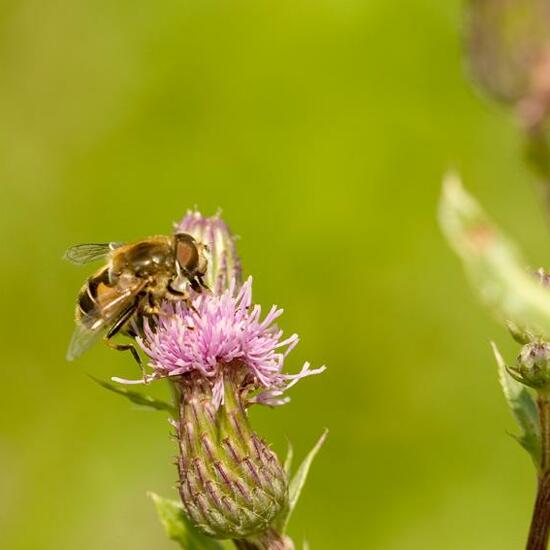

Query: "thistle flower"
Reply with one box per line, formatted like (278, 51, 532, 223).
(136, 277, 323, 408)
(137, 211, 324, 547)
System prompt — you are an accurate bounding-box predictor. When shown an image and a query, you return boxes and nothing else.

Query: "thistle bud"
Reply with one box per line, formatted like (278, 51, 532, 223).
(511, 341, 550, 390)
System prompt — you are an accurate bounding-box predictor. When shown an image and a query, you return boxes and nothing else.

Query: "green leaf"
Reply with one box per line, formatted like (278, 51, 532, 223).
(492, 342, 541, 466)
(90, 376, 176, 416)
(149, 493, 224, 550)
(439, 174, 550, 338)
(281, 429, 328, 532)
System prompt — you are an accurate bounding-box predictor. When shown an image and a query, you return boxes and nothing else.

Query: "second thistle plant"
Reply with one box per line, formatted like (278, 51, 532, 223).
(440, 177, 550, 550)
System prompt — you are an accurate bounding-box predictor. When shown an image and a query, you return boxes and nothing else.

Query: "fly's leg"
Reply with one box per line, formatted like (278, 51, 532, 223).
(140, 293, 183, 318)
(197, 274, 209, 291)
(166, 281, 198, 314)
(104, 300, 147, 379)
(106, 341, 142, 370)
(189, 278, 202, 293)
(141, 292, 162, 316)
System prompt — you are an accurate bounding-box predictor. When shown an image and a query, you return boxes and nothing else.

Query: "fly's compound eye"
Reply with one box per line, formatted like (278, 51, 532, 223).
(175, 235, 199, 273)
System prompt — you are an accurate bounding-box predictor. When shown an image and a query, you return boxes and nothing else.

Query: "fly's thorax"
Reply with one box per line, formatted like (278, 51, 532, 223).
(111, 237, 176, 279)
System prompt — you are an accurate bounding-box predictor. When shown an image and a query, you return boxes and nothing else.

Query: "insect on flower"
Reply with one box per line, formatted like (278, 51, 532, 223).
(64, 233, 209, 365)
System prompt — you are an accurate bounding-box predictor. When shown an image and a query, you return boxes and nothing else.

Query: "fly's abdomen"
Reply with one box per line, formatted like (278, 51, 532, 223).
(76, 267, 112, 328)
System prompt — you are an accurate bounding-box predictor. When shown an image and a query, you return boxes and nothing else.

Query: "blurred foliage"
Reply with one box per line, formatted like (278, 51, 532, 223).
(465, 0, 550, 104)
(1, 0, 549, 549)
(439, 175, 550, 337)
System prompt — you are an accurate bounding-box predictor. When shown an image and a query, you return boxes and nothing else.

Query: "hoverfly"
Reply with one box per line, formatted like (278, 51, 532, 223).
(65, 233, 208, 365)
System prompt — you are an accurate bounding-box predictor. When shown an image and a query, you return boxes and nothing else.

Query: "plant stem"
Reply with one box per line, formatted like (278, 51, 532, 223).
(527, 397, 550, 550)
(233, 529, 294, 550)
(527, 471, 550, 550)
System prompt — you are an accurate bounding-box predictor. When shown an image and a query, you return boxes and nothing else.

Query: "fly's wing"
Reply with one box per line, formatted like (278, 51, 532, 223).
(66, 279, 144, 361)
(63, 242, 124, 265)
(66, 323, 105, 361)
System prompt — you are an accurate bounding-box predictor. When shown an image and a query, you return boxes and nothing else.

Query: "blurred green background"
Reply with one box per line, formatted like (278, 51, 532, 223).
(1, 1, 549, 548)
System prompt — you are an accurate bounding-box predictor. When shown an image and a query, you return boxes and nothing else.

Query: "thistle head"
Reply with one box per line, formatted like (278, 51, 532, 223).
(135, 211, 324, 543)
(510, 341, 550, 391)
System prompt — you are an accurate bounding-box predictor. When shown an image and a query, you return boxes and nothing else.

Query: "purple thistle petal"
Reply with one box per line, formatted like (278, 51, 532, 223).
(130, 276, 324, 407)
